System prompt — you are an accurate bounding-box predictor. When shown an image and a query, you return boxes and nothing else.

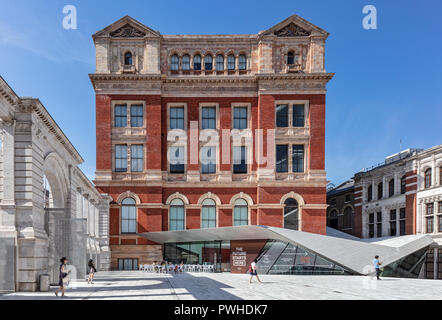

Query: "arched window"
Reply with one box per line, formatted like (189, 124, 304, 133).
(401, 175, 406, 194)
(169, 199, 185, 231)
(193, 54, 201, 70)
(378, 182, 383, 200)
(343, 207, 353, 230)
(287, 51, 295, 65)
(425, 169, 432, 188)
(171, 54, 179, 71)
(328, 210, 338, 229)
(182, 54, 190, 71)
(227, 54, 235, 70)
(216, 55, 224, 71)
(124, 52, 133, 66)
(367, 185, 373, 202)
(388, 179, 395, 197)
(121, 198, 136, 234)
(201, 199, 216, 229)
(233, 199, 248, 226)
(204, 54, 213, 70)
(284, 198, 299, 230)
(239, 54, 247, 70)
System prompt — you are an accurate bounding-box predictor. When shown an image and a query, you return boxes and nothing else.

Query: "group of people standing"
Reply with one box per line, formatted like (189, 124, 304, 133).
(54, 257, 97, 298)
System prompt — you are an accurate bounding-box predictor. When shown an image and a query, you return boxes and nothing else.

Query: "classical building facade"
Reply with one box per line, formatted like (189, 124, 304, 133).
(0, 76, 111, 292)
(326, 180, 355, 236)
(90, 15, 334, 270)
(353, 146, 442, 279)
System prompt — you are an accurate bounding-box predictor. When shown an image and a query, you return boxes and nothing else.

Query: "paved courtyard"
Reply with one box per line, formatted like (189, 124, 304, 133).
(1, 271, 442, 300)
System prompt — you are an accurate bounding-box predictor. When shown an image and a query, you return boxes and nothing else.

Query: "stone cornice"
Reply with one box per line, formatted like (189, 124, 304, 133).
(22, 98, 84, 164)
(89, 73, 334, 86)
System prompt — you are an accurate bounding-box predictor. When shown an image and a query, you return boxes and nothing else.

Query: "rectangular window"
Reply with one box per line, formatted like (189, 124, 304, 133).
(233, 107, 248, 130)
(170, 107, 185, 130)
(114, 105, 127, 128)
(368, 213, 375, 238)
(293, 104, 305, 127)
(292, 145, 305, 173)
(233, 146, 247, 174)
(169, 146, 185, 174)
(439, 201, 442, 214)
(130, 145, 143, 172)
(115, 145, 127, 172)
(130, 105, 143, 127)
(426, 216, 434, 233)
(201, 107, 216, 130)
(118, 258, 138, 271)
(390, 209, 397, 236)
(427, 203, 434, 216)
(276, 145, 288, 173)
(276, 104, 288, 128)
(438, 215, 442, 233)
(376, 212, 382, 238)
(398, 208, 406, 235)
(201, 146, 216, 174)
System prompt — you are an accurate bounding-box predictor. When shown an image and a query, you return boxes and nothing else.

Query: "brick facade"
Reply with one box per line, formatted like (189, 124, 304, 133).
(91, 15, 333, 269)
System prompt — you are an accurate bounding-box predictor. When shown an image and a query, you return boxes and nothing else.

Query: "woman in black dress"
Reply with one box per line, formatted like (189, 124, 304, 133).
(55, 257, 69, 297)
(87, 259, 97, 284)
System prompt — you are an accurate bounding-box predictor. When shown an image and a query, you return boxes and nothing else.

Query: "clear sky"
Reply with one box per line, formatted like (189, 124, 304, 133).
(1, 0, 441, 185)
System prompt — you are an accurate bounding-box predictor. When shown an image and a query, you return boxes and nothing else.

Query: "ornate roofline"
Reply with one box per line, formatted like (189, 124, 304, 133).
(0, 76, 20, 108)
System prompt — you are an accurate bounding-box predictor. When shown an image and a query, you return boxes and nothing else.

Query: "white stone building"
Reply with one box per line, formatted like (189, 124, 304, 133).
(0, 76, 111, 292)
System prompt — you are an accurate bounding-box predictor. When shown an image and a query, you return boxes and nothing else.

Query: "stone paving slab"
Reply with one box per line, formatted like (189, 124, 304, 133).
(1, 271, 442, 300)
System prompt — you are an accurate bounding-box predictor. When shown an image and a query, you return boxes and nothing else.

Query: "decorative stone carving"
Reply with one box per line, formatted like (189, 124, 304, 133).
(274, 23, 311, 37)
(110, 24, 146, 38)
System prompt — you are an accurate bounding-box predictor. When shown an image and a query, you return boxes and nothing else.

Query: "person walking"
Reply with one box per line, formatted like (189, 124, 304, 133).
(55, 257, 70, 297)
(87, 259, 97, 284)
(373, 255, 382, 280)
(249, 259, 262, 284)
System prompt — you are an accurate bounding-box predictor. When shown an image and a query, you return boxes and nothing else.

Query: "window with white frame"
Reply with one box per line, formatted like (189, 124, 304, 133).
(293, 104, 305, 127)
(276, 103, 307, 128)
(171, 54, 179, 71)
(193, 54, 202, 70)
(276, 104, 288, 128)
(239, 54, 247, 70)
(121, 198, 136, 234)
(204, 55, 213, 70)
(182, 54, 190, 71)
(276, 145, 288, 173)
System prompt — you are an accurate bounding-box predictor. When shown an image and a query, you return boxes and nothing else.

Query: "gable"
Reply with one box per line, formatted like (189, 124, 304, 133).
(274, 22, 311, 37)
(110, 24, 146, 38)
(93, 15, 161, 39)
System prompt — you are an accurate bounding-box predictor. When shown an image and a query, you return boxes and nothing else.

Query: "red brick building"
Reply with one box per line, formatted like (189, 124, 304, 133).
(90, 15, 334, 270)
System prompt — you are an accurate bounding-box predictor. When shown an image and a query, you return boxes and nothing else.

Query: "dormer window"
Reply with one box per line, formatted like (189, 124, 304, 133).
(287, 51, 295, 65)
(171, 54, 179, 71)
(124, 52, 133, 66)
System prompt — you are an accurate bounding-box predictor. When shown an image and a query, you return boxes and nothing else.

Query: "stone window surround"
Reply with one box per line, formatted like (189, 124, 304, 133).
(111, 100, 146, 129)
(274, 100, 310, 130)
(362, 171, 408, 204)
(231, 103, 252, 130)
(275, 142, 308, 180)
(199, 103, 220, 131)
(419, 196, 442, 234)
(112, 142, 145, 173)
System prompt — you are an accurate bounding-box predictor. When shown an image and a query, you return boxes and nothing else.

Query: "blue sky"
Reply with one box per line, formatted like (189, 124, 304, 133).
(1, 0, 441, 185)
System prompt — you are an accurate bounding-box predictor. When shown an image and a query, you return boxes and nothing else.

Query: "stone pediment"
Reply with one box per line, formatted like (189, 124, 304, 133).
(260, 14, 329, 38)
(110, 24, 146, 38)
(274, 22, 311, 37)
(93, 15, 161, 39)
